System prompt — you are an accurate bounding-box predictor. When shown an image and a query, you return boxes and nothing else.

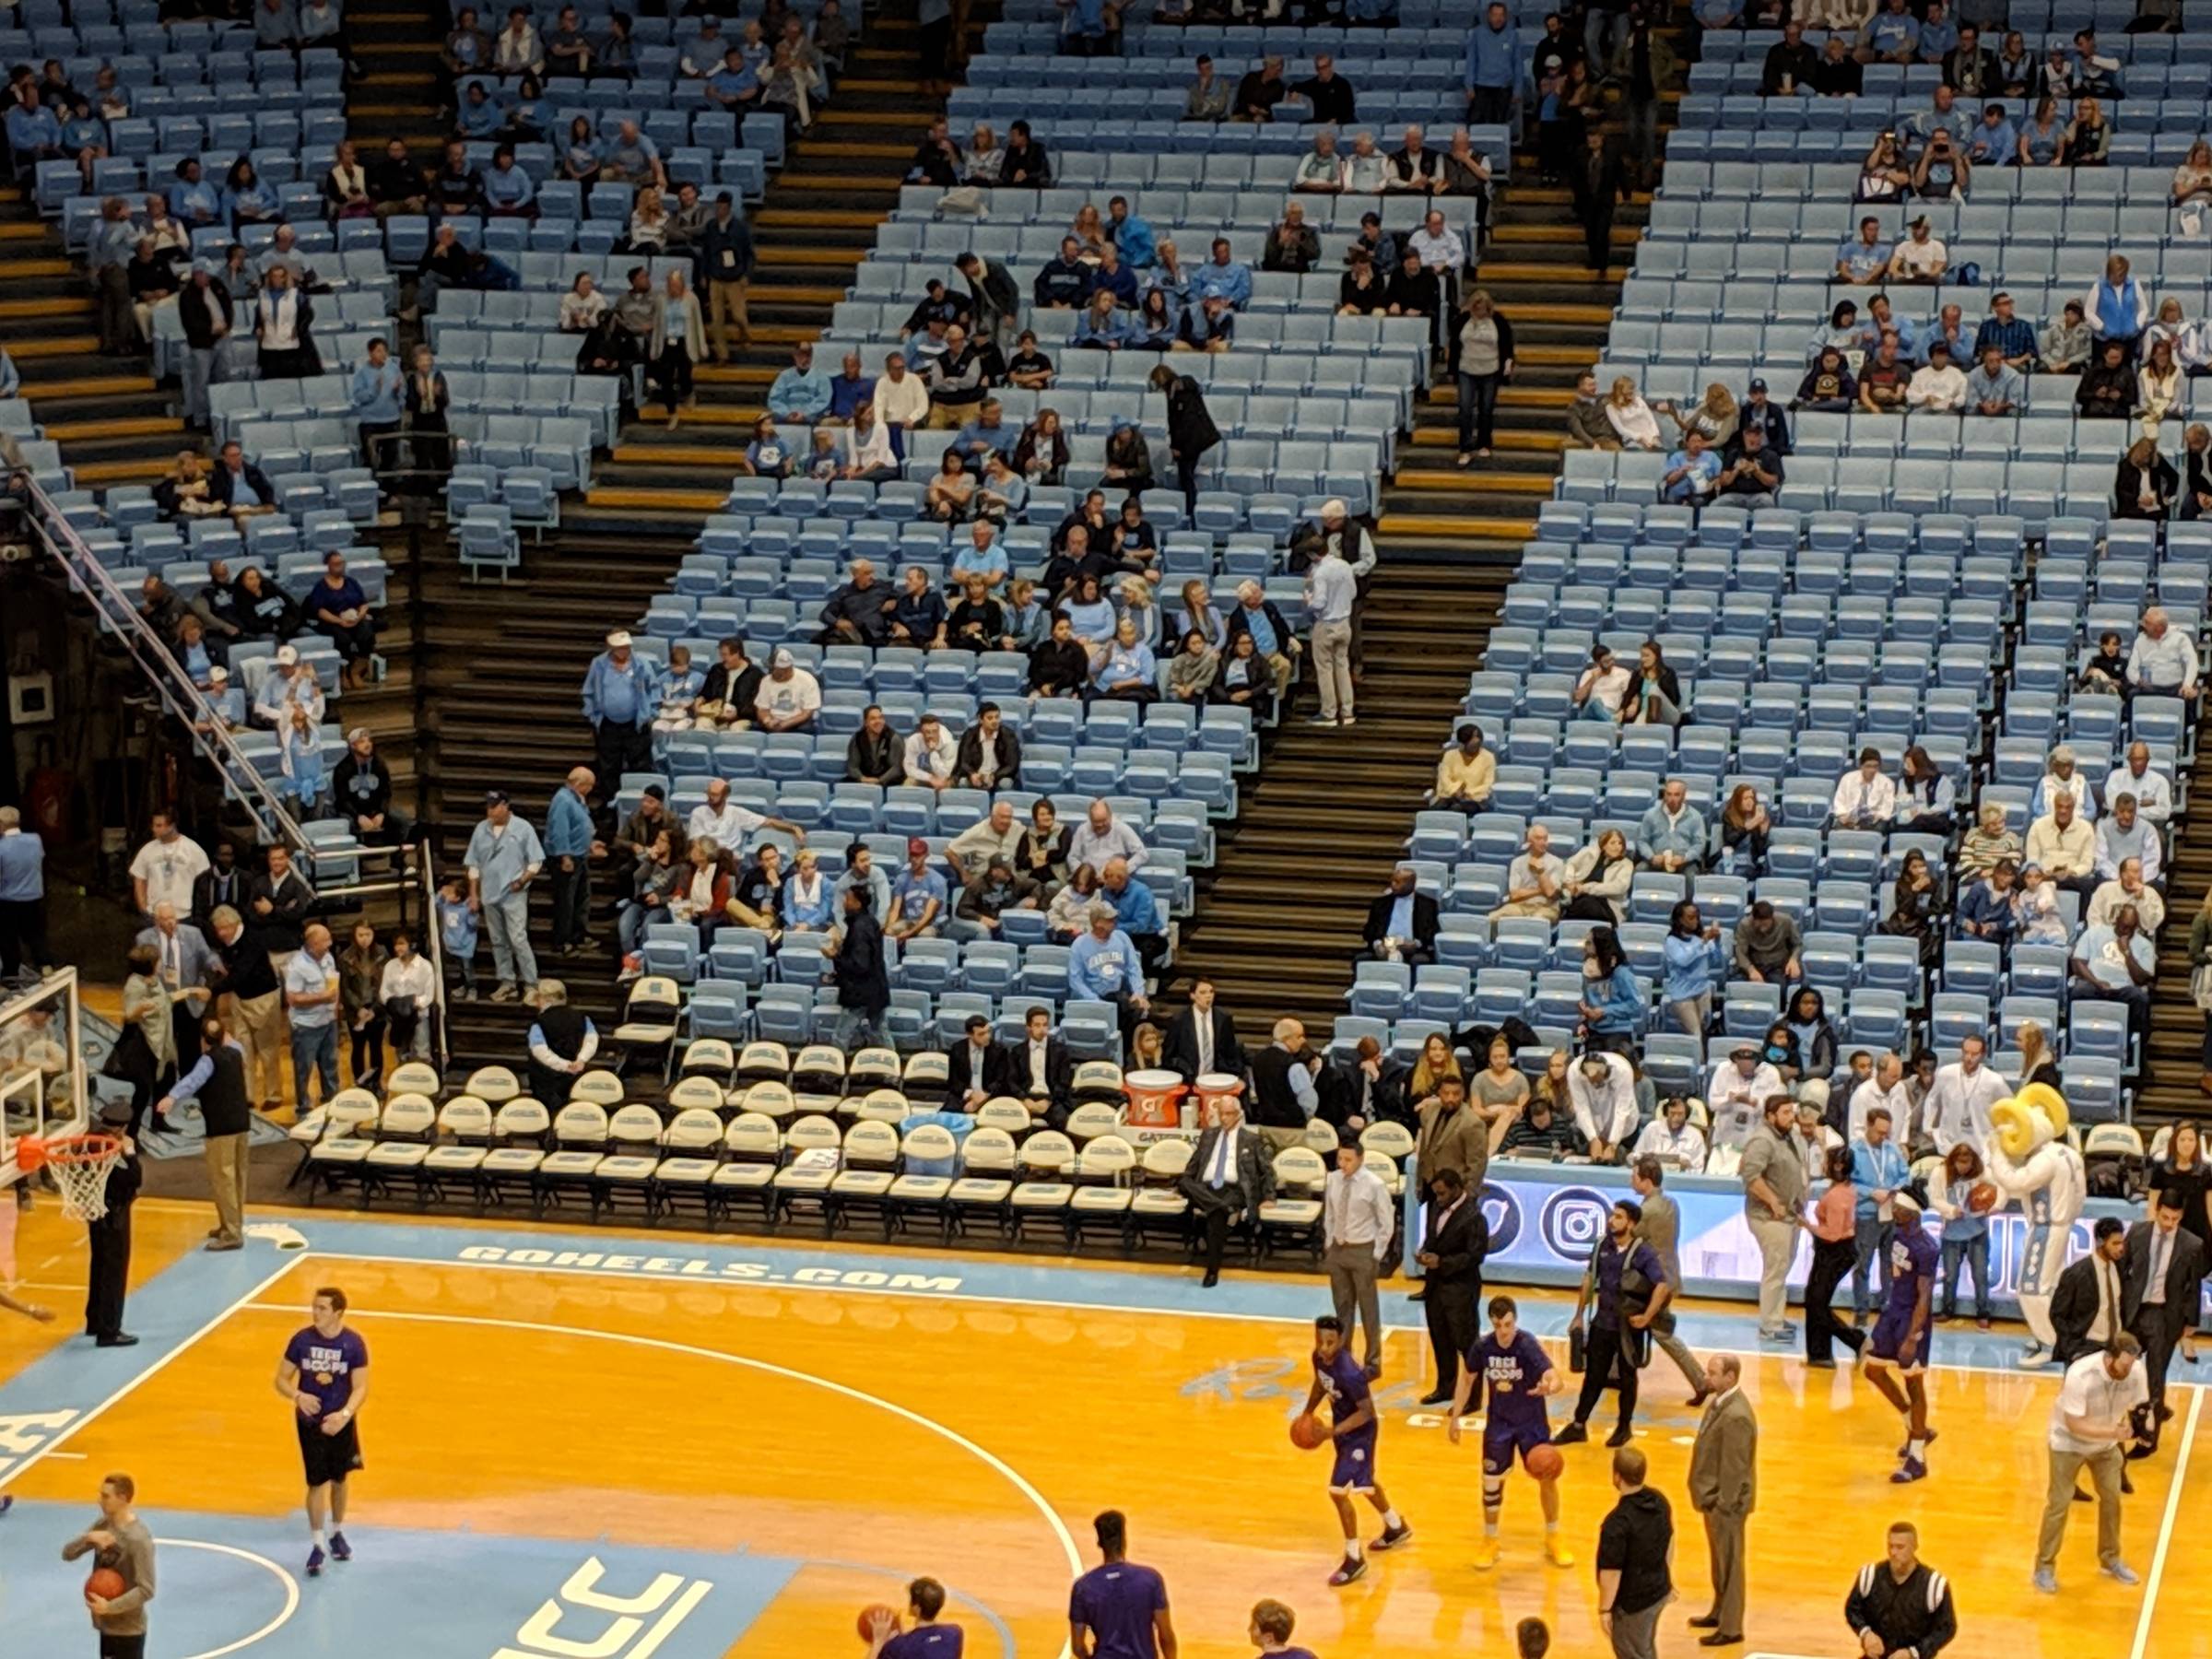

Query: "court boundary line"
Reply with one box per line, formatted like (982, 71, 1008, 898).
(158, 1535, 302, 1659)
(236, 1295, 1085, 1653)
(0, 1258, 301, 1495)
(276, 1244, 2210, 1389)
(2128, 1384, 2204, 1659)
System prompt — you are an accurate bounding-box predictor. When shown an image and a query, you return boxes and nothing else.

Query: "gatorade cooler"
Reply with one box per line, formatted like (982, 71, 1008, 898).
(1123, 1069, 1186, 1131)
(1193, 1071, 1244, 1130)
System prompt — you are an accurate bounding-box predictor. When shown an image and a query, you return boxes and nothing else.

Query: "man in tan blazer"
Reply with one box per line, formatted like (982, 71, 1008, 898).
(1686, 1351, 1757, 1647)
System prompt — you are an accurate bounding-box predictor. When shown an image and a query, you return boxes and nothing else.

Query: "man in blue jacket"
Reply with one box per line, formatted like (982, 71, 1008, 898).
(545, 765, 601, 955)
(1464, 2, 1520, 125)
(580, 629, 657, 782)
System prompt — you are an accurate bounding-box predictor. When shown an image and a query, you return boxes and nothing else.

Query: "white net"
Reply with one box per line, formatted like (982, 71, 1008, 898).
(43, 1140, 121, 1223)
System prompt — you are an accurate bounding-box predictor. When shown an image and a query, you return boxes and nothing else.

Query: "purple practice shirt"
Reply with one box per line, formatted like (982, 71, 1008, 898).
(1067, 1560, 1169, 1659)
(283, 1324, 369, 1414)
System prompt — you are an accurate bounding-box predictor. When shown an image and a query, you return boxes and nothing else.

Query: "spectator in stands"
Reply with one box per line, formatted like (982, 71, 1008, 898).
(1888, 746, 1954, 834)
(2108, 744, 2173, 826)
(1630, 777, 1702, 874)
(252, 264, 317, 381)
(2127, 606, 2199, 700)
(1859, 0, 1920, 61)
(305, 553, 375, 689)
(1655, 900, 1725, 1039)
(1954, 856, 2019, 945)
(1296, 130, 1349, 195)
(169, 159, 229, 230)
(558, 274, 608, 336)
(1830, 747, 1896, 829)
(2033, 750, 2098, 825)
(755, 342, 828, 424)
(1712, 782, 1771, 877)
(1003, 331, 1057, 394)
(1361, 865, 1439, 965)
(843, 706, 900, 786)
(2063, 94, 2112, 166)
(210, 441, 277, 522)
(2089, 855, 2163, 934)
(2139, 340, 2185, 430)
(1879, 848, 1942, 967)
(1805, 31, 1862, 93)
(642, 270, 701, 426)
(1712, 425, 1783, 511)
(1433, 724, 1495, 815)
(1905, 340, 1968, 412)
(2028, 793, 2097, 899)
(1600, 375, 1662, 448)
(1888, 216, 1948, 286)
(1183, 54, 1231, 120)
(2073, 904, 2157, 1037)
(465, 790, 543, 1006)
(1559, 371, 1616, 450)
(1463, 3, 1520, 124)
(1262, 202, 1322, 275)
(1230, 53, 1287, 121)
(753, 648, 822, 735)
(125, 238, 177, 352)
(2086, 254, 2152, 361)
(1855, 132, 1912, 205)
(170, 263, 229, 430)
(2116, 436, 2181, 522)
(87, 196, 136, 357)
(993, 120, 1047, 188)
(1492, 824, 1567, 921)
(2030, 298, 2092, 375)
(1659, 429, 1721, 506)
(1761, 21, 1818, 94)
(1560, 830, 1634, 925)
(1834, 217, 1892, 287)
(1572, 642, 1630, 724)
(1731, 898, 1802, 991)
(1794, 347, 1857, 415)
(1441, 288, 1518, 465)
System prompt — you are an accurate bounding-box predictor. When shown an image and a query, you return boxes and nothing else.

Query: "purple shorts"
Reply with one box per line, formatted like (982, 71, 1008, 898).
(1867, 1307, 1931, 1374)
(1330, 1429, 1378, 1492)
(1483, 1418, 1552, 1476)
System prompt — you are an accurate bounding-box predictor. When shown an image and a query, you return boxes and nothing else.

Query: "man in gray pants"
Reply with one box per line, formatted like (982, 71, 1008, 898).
(465, 790, 544, 1004)
(1323, 1142, 1395, 1377)
(1630, 1156, 1714, 1406)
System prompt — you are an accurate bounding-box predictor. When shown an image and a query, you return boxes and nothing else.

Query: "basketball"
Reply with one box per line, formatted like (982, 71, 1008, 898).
(85, 1568, 126, 1602)
(1525, 1443, 1566, 1481)
(856, 1604, 900, 1641)
(1968, 1182, 2000, 1215)
(1289, 1412, 1329, 1450)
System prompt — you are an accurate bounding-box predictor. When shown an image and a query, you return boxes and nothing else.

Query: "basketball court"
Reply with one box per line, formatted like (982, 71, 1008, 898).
(0, 1196, 2207, 1659)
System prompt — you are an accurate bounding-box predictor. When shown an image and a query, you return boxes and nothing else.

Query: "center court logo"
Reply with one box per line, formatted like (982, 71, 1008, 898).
(1537, 1187, 1612, 1263)
(493, 1557, 713, 1659)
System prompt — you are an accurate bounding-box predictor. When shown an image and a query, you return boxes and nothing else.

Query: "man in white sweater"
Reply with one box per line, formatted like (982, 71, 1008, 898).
(1920, 1037, 2010, 1157)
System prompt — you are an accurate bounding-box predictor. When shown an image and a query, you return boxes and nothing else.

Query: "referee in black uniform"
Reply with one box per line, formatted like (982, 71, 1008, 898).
(1845, 1521, 1958, 1659)
(84, 1100, 141, 1349)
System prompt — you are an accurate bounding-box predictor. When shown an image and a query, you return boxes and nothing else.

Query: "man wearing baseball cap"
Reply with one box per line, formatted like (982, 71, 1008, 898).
(464, 788, 544, 1004)
(888, 837, 947, 943)
(581, 629, 656, 783)
(253, 643, 326, 731)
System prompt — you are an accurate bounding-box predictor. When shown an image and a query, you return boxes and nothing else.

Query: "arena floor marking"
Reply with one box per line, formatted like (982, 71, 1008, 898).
(238, 1296, 1089, 1583)
(2131, 1386, 2205, 1659)
(159, 1535, 303, 1659)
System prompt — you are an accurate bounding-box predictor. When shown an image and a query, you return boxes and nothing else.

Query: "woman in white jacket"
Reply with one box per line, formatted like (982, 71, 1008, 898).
(1603, 376, 1662, 449)
(844, 398, 900, 481)
(650, 269, 706, 427)
(378, 932, 439, 1060)
(1560, 828, 1635, 924)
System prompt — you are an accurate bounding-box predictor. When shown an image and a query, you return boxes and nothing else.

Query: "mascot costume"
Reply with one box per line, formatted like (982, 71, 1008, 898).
(1984, 1081, 2087, 1368)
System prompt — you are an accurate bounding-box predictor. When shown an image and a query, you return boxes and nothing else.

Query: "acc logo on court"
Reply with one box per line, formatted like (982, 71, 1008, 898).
(492, 1556, 713, 1659)
(1537, 1187, 1612, 1263)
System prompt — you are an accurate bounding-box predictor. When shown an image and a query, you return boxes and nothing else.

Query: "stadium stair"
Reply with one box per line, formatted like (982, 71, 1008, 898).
(576, 1, 982, 524)
(1179, 22, 1686, 1033)
(2143, 777, 2212, 1122)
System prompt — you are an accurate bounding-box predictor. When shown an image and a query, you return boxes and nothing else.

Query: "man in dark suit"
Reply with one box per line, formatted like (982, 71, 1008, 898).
(946, 1013, 1009, 1110)
(1161, 979, 1246, 1082)
(2053, 1217, 2130, 1369)
(1415, 1165, 1488, 1406)
(1362, 865, 1440, 966)
(135, 903, 218, 1082)
(1004, 1004, 1072, 1127)
(1178, 1096, 1275, 1288)
(2124, 1190, 2206, 1443)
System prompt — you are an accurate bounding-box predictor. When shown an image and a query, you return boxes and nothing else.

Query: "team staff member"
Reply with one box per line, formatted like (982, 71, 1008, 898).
(275, 1286, 370, 1581)
(1844, 1521, 1957, 1658)
(153, 1016, 253, 1250)
(1414, 1164, 1488, 1406)
(83, 1099, 141, 1348)
(2034, 1333, 2146, 1594)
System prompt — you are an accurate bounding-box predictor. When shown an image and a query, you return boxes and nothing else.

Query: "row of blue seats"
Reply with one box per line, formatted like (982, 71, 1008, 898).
(1630, 240, 2212, 284)
(889, 182, 1472, 233)
(1689, 62, 2212, 99)
(1658, 159, 2195, 200)
(1525, 500, 2199, 563)
(1664, 125, 2210, 164)
(1647, 198, 2210, 243)
(1616, 276, 2193, 324)
(1697, 25, 2212, 64)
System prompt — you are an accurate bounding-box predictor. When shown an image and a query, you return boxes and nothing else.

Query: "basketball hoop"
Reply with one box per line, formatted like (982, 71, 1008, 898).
(16, 1135, 123, 1222)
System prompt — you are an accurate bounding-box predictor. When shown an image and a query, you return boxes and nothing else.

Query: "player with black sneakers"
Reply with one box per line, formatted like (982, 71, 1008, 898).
(1300, 1315, 1412, 1586)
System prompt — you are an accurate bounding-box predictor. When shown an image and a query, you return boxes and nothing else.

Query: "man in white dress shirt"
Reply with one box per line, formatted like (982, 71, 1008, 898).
(1568, 1051, 1641, 1163)
(2103, 742, 2172, 826)
(1848, 1051, 1916, 1144)
(1705, 1045, 1786, 1152)
(1921, 1036, 2009, 1156)
(2033, 1335, 2146, 1594)
(1324, 1143, 1396, 1378)
(1830, 747, 1897, 828)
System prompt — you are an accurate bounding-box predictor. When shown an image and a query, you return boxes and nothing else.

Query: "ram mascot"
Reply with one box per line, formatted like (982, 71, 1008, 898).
(1984, 1081, 2087, 1368)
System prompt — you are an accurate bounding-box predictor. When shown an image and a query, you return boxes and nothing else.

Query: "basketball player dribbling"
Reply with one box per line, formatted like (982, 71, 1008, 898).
(1300, 1314, 1412, 1586)
(1448, 1294, 1574, 1570)
(273, 1286, 369, 1577)
(1860, 1189, 1938, 1483)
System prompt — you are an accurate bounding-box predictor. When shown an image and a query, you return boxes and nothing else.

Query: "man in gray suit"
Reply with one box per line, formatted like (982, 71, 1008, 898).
(1178, 1096, 1275, 1288)
(1687, 1351, 1757, 1648)
(1630, 1156, 1712, 1407)
(135, 901, 218, 1078)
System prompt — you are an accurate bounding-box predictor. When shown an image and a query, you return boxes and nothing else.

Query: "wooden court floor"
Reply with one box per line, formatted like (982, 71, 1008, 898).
(2, 1200, 2210, 1658)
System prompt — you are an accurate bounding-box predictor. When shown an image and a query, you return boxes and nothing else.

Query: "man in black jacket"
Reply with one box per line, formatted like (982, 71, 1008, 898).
(1161, 980, 1245, 1082)
(176, 262, 234, 429)
(954, 703, 1022, 790)
(946, 1013, 1008, 1110)
(2052, 1216, 2129, 1368)
(1844, 1522, 1958, 1659)
(1416, 1165, 1488, 1404)
(155, 1016, 253, 1249)
(1290, 53, 1356, 124)
(1569, 127, 1626, 275)
(83, 1099, 142, 1346)
(1364, 866, 1441, 965)
(956, 250, 1020, 359)
(206, 903, 288, 1114)
(828, 884, 889, 1048)
(333, 729, 414, 847)
(192, 841, 248, 932)
(1758, 20, 1818, 94)
(2124, 1191, 2207, 1437)
(1225, 581, 1301, 703)
(1005, 1005, 1073, 1125)
(208, 441, 277, 517)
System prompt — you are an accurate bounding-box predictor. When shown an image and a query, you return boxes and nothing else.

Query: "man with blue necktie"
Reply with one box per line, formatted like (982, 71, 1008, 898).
(1178, 1096, 1275, 1288)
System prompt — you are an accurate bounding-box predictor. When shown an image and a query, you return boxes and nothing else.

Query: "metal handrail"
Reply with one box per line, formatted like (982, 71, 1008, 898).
(28, 476, 311, 855)
(415, 837, 452, 1072)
